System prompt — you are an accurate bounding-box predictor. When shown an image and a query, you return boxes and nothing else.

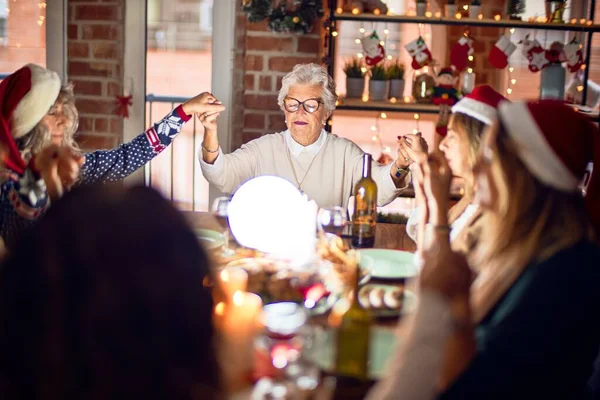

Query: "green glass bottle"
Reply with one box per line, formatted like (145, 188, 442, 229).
(352, 153, 377, 248)
(334, 262, 372, 381)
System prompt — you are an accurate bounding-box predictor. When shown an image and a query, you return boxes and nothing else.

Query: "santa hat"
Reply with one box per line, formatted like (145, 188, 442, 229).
(0, 63, 62, 174)
(498, 100, 600, 233)
(452, 85, 507, 125)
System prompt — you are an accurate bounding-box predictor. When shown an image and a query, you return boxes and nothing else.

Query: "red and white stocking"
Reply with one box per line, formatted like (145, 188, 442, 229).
(519, 36, 547, 72)
(405, 36, 432, 70)
(450, 35, 474, 71)
(564, 40, 584, 73)
(489, 35, 517, 69)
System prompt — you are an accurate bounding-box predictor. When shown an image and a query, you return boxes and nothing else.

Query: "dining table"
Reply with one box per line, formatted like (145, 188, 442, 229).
(182, 211, 418, 399)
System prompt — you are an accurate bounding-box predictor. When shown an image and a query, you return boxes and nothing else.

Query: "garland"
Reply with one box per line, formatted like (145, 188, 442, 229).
(243, 0, 324, 34)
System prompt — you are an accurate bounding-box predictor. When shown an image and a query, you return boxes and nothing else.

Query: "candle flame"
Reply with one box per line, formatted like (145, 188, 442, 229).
(233, 291, 244, 306)
(215, 302, 225, 316)
(220, 269, 229, 282)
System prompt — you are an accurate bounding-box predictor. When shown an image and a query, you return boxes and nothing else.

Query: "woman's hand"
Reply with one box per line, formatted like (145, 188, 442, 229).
(199, 110, 221, 135)
(34, 145, 84, 202)
(400, 132, 429, 162)
(181, 92, 225, 117)
(420, 241, 472, 301)
(421, 151, 452, 226)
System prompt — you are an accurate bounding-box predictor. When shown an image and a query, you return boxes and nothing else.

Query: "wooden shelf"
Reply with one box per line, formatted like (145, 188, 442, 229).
(332, 13, 600, 32)
(337, 97, 440, 114)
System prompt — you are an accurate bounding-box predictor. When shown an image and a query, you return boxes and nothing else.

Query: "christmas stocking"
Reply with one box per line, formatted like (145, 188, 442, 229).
(519, 36, 546, 72)
(489, 35, 517, 69)
(564, 39, 584, 72)
(450, 36, 474, 71)
(405, 37, 432, 70)
(363, 30, 385, 65)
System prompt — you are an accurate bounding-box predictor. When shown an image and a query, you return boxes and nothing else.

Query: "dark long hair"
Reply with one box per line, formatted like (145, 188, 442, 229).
(0, 185, 220, 399)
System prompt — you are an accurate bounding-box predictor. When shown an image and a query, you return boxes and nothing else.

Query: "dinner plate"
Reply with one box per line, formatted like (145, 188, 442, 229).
(304, 325, 398, 380)
(196, 229, 225, 250)
(355, 249, 418, 280)
(358, 285, 418, 318)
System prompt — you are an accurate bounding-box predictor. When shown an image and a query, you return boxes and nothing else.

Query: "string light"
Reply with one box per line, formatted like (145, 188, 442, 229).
(494, 14, 501, 21)
(352, 8, 360, 15)
(390, 97, 397, 103)
(425, 11, 432, 18)
(355, 38, 361, 44)
(380, 112, 387, 119)
(357, 52, 364, 58)
(506, 29, 516, 98)
(435, 11, 441, 18)
(383, 29, 389, 35)
(455, 12, 462, 19)
(359, 27, 365, 34)
(332, 31, 338, 37)
(463, 5, 469, 10)
(373, 8, 381, 15)
(477, 14, 483, 20)
(506, 88, 513, 94)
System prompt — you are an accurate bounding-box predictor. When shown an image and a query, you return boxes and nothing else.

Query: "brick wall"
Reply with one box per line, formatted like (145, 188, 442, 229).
(67, 0, 125, 151)
(231, 2, 325, 149)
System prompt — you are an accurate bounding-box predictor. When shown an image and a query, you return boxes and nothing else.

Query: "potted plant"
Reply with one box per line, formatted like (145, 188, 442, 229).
(369, 64, 389, 101)
(386, 59, 405, 99)
(376, 212, 416, 251)
(343, 57, 366, 98)
(469, 0, 481, 19)
(546, 0, 566, 23)
(416, 0, 427, 17)
(506, 0, 525, 20)
(445, 0, 457, 18)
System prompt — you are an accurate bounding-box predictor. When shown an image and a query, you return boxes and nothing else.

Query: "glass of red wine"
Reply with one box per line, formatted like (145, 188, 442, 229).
(317, 206, 347, 237)
(212, 196, 235, 257)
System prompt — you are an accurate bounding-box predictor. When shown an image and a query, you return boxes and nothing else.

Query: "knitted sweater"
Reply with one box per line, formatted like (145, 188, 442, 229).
(199, 130, 406, 210)
(0, 105, 191, 249)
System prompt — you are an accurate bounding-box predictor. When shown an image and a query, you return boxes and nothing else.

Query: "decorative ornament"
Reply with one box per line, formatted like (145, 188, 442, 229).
(519, 35, 547, 72)
(506, 0, 526, 20)
(362, 30, 385, 66)
(450, 34, 474, 72)
(430, 67, 461, 106)
(405, 36, 432, 70)
(243, 0, 324, 34)
(489, 35, 517, 69)
(563, 38, 584, 72)
(412, 71, 435, 103)
(115, 77, 133, 118)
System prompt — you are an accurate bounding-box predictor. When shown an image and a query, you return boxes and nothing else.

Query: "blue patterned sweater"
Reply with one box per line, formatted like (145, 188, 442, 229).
(0, 105, 191, 249)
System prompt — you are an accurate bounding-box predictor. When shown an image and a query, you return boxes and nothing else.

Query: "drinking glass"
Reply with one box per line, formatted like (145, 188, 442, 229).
(212, 196, 235, 257)
(317, 206, 348, 236)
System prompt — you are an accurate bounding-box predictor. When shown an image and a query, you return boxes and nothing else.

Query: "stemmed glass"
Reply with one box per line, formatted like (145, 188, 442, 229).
(317, 206, 348, 237)
(212, 196, 235, 257)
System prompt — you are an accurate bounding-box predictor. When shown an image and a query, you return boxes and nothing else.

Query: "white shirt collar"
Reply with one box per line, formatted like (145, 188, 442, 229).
(284, 129, 327, 158)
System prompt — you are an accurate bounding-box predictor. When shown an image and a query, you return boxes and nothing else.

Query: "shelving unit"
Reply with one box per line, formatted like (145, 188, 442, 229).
(325, 0, 600, 124)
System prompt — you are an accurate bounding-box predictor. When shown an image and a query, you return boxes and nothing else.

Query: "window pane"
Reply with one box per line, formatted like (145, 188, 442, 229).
(146, 0, 213, 211)
(0, 0, 46, 75)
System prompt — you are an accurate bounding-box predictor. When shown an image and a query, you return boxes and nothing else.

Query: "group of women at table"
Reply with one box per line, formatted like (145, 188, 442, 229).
(0, 61, 599, 398)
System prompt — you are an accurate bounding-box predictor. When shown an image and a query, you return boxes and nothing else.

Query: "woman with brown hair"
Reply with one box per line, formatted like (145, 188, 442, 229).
(371, 100, 600, 399)
(0, 185, 221, 399)
(405, 85, 507, 257)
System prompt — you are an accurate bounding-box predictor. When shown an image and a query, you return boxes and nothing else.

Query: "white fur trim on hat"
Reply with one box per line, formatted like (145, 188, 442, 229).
(499, 101, 579, 191)
(11, 63, 61, 139)
(452, 97, 496, 125)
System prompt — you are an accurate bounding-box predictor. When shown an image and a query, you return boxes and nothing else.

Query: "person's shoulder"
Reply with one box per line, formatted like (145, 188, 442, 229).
(539, 240, 600, 279)
(326, 133, 362, 153)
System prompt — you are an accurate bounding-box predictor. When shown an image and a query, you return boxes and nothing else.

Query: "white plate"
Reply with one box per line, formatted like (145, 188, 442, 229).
(196, 229, 225, 250)
(355, 249, 418, 280)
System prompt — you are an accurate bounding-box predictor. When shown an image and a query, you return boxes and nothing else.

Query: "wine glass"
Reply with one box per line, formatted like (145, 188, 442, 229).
(212, 196, 235, 257)
(317, 206, 348, 237)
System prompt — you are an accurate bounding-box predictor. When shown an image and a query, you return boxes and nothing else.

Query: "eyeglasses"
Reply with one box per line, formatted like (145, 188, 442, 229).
(283, 97, 323, 113)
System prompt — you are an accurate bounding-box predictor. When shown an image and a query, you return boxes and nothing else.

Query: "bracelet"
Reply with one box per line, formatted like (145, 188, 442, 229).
(201, 142, 219, 153)
(393, 163, 409, 179)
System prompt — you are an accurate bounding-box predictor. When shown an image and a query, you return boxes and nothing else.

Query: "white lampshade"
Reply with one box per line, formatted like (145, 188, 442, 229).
(228, 176, 318, 264)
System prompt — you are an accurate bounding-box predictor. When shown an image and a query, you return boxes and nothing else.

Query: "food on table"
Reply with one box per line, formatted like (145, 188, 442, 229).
(383, 286, 405, 310)
(368, 288, 386, 309)
(358, 284, 405, 312)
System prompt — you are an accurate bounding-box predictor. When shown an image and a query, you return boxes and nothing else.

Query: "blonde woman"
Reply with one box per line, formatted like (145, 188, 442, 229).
(405, 85, 507, 257)
(371, 100, 600, 399)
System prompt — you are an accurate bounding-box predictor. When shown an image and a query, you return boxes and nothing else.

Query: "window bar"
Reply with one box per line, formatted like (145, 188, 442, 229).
(192, 114, 197, 211)
(146, 100, 153, 188)
(582, 0, 596, 109)
(170, 102, 175, 202)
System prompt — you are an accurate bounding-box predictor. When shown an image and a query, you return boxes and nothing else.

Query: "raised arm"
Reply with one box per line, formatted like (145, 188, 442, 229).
(80, 93, 224, 185)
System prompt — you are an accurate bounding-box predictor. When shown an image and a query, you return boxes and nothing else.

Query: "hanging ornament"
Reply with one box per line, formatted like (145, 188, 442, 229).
(362, 30, 385, 66)
(489, 35, 517, 69)
(545, 41, 565, 64)
(115, 77, 133, 118)
(404, 36, 432, 70)
(450, 34, 474, 72)
(563, 38, 584, 72)
(519, 34, 547, 73)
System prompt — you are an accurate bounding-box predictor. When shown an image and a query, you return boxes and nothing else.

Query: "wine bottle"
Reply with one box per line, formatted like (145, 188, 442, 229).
(352, 153, 377, 248)
(333, 261, 372, 381)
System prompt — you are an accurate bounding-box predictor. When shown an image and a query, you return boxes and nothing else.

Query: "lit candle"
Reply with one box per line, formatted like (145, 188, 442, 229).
(215, 291, 263, 393)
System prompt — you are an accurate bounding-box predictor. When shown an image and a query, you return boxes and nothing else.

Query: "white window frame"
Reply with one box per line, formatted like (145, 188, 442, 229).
(46, 0, 67, 81)
(123, 0, 236, 207)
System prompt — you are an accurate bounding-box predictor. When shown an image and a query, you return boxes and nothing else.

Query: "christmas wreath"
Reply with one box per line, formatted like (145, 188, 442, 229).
(243, 0, 324, 34)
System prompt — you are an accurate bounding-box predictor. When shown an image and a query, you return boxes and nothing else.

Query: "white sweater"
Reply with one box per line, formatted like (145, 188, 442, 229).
(199, 130, 406, 210)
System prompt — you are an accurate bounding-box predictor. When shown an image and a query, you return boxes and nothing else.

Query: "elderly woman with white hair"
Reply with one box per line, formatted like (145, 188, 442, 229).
(199, 63, 411, 209)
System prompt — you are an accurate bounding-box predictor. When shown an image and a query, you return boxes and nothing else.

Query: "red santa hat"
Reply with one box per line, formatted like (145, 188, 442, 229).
(498, 100, 600, 234)
(452, 85, 507, 125)
(0, 63, 62, 174)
